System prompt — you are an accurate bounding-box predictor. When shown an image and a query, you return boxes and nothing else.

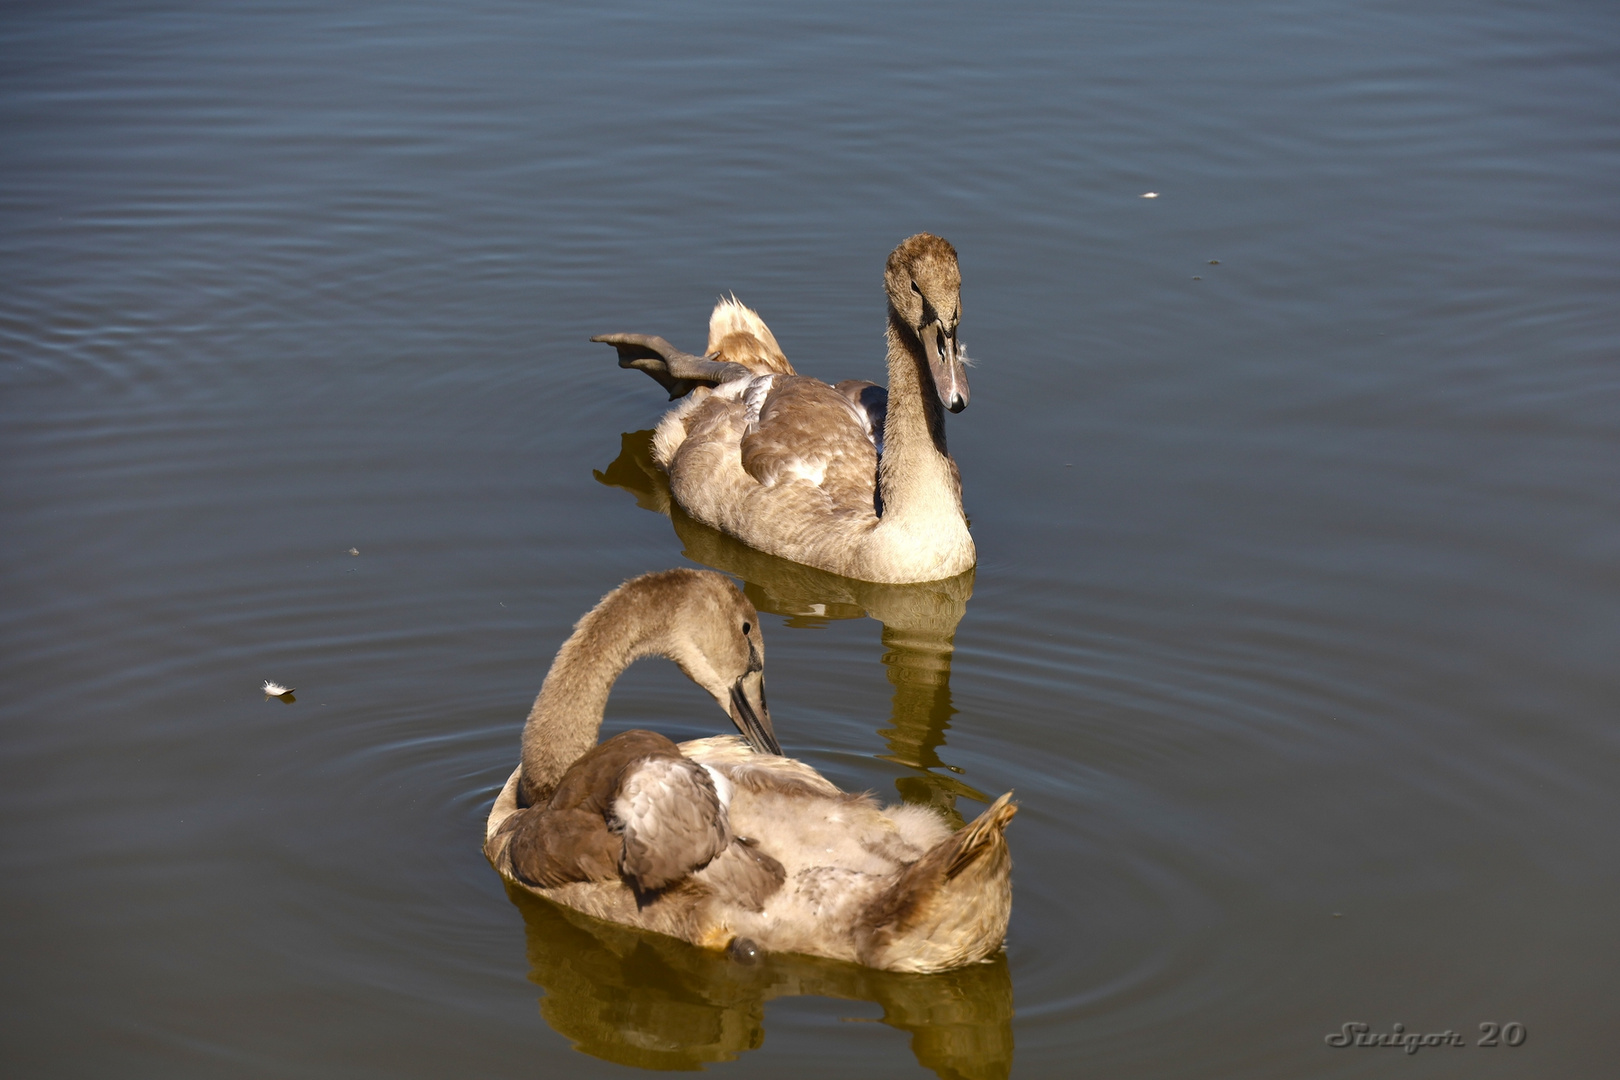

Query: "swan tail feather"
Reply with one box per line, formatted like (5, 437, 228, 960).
(706, 297, 796, 376)
(856, 792, 1016, 973)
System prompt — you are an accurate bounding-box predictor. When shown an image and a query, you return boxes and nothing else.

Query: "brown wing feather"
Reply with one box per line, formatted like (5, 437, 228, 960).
(693, 837, 786, 912)
(503, 805, 622, 888)
(503, 729, 732, 894)
(613, 755, 732, 893)
(739, 377, 879, 516)
(544, 729, 675, 816)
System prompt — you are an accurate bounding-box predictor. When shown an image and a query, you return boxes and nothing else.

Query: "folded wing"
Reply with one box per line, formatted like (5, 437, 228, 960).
(613, 754, 732, 892)
(497, 730, 735, 896)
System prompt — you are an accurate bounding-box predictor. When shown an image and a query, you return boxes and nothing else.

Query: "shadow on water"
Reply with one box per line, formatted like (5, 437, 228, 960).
(511, 885, 1014, 1078)
(595, 430, 984, 823)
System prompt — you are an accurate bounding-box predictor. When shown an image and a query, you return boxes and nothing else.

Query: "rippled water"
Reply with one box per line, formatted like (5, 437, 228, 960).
(3, 1, 1617, 1077)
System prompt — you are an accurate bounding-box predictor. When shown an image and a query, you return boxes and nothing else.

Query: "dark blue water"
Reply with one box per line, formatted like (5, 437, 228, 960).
(3, 1, 1617, 1076)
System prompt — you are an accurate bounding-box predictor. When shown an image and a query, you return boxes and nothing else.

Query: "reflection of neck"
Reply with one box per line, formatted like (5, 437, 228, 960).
(877, 620, 967, 819)
(879, 309, 960, 525)
(520, 591, 666, 803)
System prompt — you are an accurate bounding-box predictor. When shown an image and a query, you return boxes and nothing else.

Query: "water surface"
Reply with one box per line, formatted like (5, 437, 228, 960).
(3, 1, 1617, 1077)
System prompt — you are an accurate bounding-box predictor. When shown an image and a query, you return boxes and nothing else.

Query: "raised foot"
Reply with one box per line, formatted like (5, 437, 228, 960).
(592, 333, 754, 399)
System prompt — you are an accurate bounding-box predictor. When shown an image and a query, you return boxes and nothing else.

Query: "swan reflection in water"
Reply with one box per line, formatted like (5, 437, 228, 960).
(511, 883, 1013, 1077)
(596, 429, 983, 824)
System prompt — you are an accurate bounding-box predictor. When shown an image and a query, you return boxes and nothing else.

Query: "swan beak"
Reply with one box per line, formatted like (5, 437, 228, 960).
(729, 671, 781, 756)
(923, 322, 970, 414)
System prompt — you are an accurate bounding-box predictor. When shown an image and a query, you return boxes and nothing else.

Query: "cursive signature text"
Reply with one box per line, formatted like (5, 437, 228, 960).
(1324, 1021, 1527, 1054)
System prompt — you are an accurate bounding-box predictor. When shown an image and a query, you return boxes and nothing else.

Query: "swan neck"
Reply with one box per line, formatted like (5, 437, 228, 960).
(519, 589, 666, 803)
(880, 309, 958, 522)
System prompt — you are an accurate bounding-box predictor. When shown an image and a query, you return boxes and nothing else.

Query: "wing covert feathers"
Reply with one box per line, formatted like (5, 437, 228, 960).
(495, 730, 733, 895)
(738, 377, 878, 497)
(502, 806, 622, 889)
(694, 837, 787, 912)
(614, 755, 732, 893)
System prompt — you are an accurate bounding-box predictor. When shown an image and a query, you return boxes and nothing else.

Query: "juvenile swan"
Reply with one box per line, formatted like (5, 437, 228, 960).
(592, 234, 975, 584)
(484, 569, 1016, 973)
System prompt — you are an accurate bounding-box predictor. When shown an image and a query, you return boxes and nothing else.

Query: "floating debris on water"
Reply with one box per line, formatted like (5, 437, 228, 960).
(347, 547, 359, 556)
(263, 680, 295, 698)
(1141, 191, 1159, 199)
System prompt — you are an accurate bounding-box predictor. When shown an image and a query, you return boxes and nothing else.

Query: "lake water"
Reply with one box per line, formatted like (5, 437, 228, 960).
(3, 1, 1617, 1077)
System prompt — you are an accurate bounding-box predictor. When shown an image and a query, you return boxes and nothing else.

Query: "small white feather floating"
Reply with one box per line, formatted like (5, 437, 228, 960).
(1141, 191, 1159, 199)
(263, 680, 295, 697)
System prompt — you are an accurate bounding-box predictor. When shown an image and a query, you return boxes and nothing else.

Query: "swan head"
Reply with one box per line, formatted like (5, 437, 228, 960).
(656, 570, 781, 756)
(886, 233, 968, 413)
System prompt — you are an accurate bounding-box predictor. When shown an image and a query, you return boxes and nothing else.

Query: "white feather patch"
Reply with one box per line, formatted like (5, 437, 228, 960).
(743, 374, 775, 431)
(779, 458, 828, 486)
(700, 763, 733, 812)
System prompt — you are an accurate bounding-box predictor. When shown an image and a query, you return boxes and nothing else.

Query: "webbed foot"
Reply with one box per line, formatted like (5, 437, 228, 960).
(592, 333, 753, 399)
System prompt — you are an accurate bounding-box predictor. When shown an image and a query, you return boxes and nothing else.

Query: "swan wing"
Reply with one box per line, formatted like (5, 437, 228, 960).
(502, 730, 731, 894)
(613, 754, 733, 893)
(692, 836, 786, 912)
(592, 333, 756, 399)
(502, 805, 622, 888)
(738, 376, 880, 515)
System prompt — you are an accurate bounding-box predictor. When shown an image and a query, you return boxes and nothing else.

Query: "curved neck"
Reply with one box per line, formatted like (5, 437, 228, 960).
(879, 309, 961, 525)
(519, 588, 670, 804)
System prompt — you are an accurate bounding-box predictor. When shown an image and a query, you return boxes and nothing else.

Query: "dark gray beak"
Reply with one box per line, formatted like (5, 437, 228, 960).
(728, 670, 781, 755)
(922, 322, 969, 413)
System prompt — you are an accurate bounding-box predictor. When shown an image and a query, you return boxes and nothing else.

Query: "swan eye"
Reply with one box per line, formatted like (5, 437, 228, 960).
(741, 621, 751, 635)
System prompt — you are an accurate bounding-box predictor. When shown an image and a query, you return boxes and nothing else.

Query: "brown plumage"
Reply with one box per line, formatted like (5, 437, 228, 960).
(502, 730, 733, 894)
(855, 793, 1017, 972)
(592, 235, 976, 584)
(484, 569, 1015, 972)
